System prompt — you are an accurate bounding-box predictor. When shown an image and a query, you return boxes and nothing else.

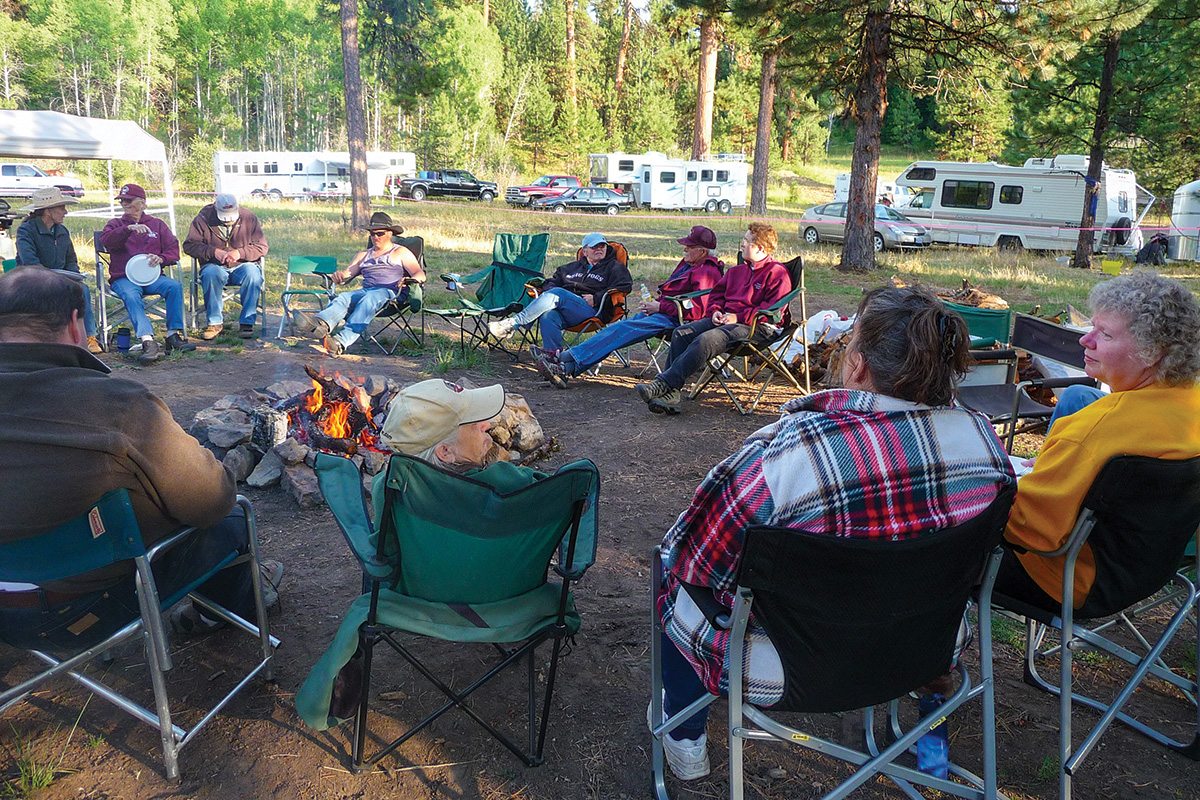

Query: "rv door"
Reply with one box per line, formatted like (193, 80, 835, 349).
(684, 170, 700, 208)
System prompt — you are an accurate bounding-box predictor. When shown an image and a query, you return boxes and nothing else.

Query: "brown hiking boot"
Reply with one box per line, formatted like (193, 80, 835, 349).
(138, 339, 162, 365)
(86, 335, 103, 354)
(200, 324, 224, 340)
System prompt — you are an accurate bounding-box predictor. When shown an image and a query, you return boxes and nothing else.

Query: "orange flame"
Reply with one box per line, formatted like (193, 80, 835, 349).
(304, 380, 323, 413)
(323, 402, 351, 439)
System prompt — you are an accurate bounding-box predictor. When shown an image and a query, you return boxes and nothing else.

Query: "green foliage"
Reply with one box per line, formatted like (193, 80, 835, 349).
(933, 76, 1013, 162)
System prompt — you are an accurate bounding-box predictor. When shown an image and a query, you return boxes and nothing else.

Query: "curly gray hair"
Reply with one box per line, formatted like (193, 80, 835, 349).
(1089, 271, 1200, 386)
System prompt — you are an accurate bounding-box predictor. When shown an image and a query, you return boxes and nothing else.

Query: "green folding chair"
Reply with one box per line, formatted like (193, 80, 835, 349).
(276, 255, 338, 338)
(296, 452, 599, 771)
(944, 300, 1013, 349)
(424, 232, 550, 359)
(2, 258, 16, 272)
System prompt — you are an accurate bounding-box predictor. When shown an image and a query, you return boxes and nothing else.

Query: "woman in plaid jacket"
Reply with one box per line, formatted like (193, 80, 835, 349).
(654, 285, 1016, 781)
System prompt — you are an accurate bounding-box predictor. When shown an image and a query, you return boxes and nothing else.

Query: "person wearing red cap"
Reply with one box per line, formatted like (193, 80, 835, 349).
(99, 184, 193, 365)
(535, 226, 724, 389)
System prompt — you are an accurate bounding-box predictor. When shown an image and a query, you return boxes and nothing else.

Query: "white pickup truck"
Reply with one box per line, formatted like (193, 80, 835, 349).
(0, 163, 85, 199)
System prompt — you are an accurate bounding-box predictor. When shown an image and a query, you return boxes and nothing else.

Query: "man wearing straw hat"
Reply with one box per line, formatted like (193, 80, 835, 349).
(15, 187, 103, 354)
(99, 183, 194, 365)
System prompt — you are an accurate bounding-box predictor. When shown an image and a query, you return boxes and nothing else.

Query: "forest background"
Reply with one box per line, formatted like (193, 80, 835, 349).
(1, 0, 1198, 199)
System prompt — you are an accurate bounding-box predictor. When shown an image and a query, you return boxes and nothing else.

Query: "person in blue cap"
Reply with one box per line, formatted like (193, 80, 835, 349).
(487, 232, 632, 352)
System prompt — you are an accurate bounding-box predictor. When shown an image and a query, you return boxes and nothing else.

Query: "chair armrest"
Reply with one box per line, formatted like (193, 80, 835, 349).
(681, 581, 732, 630)
(969, 348, 1017, 362)
(1022, 376, 1099, 392)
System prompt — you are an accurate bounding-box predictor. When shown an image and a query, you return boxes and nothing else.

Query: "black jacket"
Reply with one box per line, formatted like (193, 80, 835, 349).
(543, 245, 633, 305)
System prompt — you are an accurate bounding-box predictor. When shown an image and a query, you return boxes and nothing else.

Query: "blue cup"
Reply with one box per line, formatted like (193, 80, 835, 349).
(116, 328, 132, 352)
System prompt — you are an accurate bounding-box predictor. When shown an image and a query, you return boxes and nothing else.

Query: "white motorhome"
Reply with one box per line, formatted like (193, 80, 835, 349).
(590, 151, 748, 212)
(895, 155, 1149, 251)
(1170, 180, 1200, 262)
(832, 173, 915, 206)
(213, 151, 417, 198)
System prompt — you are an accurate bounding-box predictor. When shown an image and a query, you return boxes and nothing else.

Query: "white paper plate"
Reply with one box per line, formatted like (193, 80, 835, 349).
(125, 254, 159, 286)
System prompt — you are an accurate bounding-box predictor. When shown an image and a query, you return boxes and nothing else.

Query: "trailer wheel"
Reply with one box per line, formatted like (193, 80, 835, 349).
(1112, 217, 1132, 246)
(411, 187, 427, 201)
(705, 199, 718, 213)
(718, 199, 732, 214)
(803, 227, 820, 245)
(997, 235, 1023, 253)
(269, 188, 283, 202)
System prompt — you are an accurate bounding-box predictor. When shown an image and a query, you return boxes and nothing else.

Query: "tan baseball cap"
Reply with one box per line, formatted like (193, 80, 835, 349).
(380, 379, 505, 455)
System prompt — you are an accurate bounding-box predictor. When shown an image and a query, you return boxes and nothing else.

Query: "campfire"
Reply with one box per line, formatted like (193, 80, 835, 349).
(277, 366, 389, 456)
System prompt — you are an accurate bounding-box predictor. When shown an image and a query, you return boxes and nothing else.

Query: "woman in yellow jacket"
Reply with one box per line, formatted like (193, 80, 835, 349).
(997, 271, 1200, 609)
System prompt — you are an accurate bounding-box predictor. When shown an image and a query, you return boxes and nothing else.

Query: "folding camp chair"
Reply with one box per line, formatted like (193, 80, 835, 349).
(365, 235, 427, 353)
(276, 255, 338, 338)
(993, 455, 1200, 799)
(94, 231, 188, 349)
(557, 241, 630, 348)
(650, 485, 1016, 800)
(424, 232, 551, 359)
(958, 314, 1097, 452)
(188, 256, 268, 337)
(689, 255, 810, 415)
(297, 452, 599, 770)
(0, 493, 278, 780)
(944, 301, 1013, 349)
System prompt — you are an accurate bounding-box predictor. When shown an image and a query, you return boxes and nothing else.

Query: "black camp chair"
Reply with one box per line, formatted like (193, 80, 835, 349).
(365, 235, 427, 353)
(994, 455, 1200, 799)
(650, 484, 1016, 800)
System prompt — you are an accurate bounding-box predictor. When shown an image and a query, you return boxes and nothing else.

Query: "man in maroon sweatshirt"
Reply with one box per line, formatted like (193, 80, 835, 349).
(635, 222, 791, 414)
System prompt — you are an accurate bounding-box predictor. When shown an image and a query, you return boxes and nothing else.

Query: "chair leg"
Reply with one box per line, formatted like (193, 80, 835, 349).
(352, 630, 377, 772)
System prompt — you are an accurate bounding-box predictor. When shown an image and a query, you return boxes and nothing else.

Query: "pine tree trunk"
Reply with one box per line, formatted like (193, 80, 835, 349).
(565, 0, 579, 145)
(840, 2, 893, 272)
(340, 0, 370, 229)
(1072, 29, 1122, 270)
(750, 49, 778, 216)
(692, 15, 718, 161)
(614, 0, 633, 107)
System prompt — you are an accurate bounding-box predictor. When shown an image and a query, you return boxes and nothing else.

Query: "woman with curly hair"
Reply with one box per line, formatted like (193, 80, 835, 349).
(999, 270, 1200, 610)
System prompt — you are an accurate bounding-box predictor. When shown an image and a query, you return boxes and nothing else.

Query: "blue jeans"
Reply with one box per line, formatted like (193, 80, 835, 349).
(1047, 384, 1107, 431)
(509, 288, 597, 351)
(80, 281, 97, 337)
(111, 275, 185, 339)
(200, 261, 264, 325)
(660, 630, 710, 740)
(0, 510, 256, 654)
(317, 286, 398, 349)
(562, 312, 676, 374)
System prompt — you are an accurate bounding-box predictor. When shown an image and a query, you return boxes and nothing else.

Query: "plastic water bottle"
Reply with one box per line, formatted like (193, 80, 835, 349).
(639, 283, 652, 304)
(916, 693, 949, 778)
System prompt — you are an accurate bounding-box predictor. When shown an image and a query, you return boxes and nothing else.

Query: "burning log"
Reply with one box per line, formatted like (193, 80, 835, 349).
(310, 431, 358, 455)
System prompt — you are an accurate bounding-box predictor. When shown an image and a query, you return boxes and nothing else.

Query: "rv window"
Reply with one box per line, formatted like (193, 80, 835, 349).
(619, 159, 634, 171)
(1118, 191, 1129, 213)
(660, 172, 676, 183)
(942, 180, 994, 209)
(245, 163, 259, 174)
(644, 171, 651, 182)
(701, 169, 713, 181)
(224, 164, 237, 173)
(717, 170, 729, 181)
(907, 167, 936, 181)
(688, 171, 697, 181)
(999, 185, 1023, 204)
(265, 162, 279, 174)
(293, 162, 303, 171)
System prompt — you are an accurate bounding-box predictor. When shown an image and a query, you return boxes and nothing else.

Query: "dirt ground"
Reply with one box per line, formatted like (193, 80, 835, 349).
(3, 319, 1200, 800)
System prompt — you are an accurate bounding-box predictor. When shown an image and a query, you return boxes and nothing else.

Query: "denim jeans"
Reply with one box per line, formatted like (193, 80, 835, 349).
(562, 312, 676, 374)
(80, 281, 97, 337)
(199, 261, 264, 325)
(111, 274, 186, 338)
(660, 630, 710, 740)
(0, 510, 256, 654)
(317, 286, 399, 349)
(658, 318, 754, 390)
(509, 288, 597, 351)
(1047, 383, 1107, 432)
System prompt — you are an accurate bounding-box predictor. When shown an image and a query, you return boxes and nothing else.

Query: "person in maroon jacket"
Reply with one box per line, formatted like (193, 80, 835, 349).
(99, 183, 193, 365)
(535, 225, 724, 388)
(635, 222, 791, 414)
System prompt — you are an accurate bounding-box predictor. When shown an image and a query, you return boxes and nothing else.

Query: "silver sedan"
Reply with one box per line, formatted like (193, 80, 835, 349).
(800, 203, 932, 252)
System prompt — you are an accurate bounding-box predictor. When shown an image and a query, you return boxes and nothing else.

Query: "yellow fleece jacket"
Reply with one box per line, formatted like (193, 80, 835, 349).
(1006, 383, 1200, 608)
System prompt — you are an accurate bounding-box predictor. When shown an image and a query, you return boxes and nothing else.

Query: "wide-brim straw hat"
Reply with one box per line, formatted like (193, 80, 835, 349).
(22, 187, 80, 213)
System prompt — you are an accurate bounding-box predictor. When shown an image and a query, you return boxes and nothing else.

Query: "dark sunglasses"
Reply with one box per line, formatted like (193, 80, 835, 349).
(369, 230, 391, 237)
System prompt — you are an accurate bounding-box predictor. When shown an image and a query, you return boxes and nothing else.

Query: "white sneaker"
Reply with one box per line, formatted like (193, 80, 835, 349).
(648, 699, 711, 780)
(487, 317, 516, 339)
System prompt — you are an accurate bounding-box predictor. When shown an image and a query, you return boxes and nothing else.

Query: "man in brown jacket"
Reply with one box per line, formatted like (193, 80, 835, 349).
(0, 267, 281, 650)
(182, 193, 268, 340)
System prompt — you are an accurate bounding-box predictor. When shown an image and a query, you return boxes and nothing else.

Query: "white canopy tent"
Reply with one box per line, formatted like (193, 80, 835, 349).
(0, 109, 177, 231)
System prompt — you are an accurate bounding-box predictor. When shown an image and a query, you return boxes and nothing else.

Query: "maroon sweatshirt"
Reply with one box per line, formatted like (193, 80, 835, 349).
(708, 256, 792, 325)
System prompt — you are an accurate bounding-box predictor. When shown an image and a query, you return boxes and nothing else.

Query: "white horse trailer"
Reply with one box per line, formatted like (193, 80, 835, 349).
(1170, 180, 1200, 262)
(589, 151, 665, 192)
(895, 155, 1150, 251)
(635, 157, 748, 213)
(213, 151, 416, 198)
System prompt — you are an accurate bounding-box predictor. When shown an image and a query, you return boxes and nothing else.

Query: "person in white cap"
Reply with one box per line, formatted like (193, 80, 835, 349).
(15, 187, 103, 354)
(379, 379, 541, 486)
(486, 231, 632, 353)
(183, 193, 268, 340)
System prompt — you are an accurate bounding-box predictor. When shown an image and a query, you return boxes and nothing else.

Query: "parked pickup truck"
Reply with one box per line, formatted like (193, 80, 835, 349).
(505, 175, 581, 207)
(0, 163, 85, 199)
(396, 170, 498, 202)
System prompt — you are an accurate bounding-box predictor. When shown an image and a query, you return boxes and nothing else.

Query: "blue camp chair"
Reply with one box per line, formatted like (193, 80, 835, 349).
(0, 493, 278, 780)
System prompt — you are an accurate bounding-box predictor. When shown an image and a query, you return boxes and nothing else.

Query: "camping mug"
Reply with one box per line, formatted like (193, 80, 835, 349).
(116, 328, 132, 352)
